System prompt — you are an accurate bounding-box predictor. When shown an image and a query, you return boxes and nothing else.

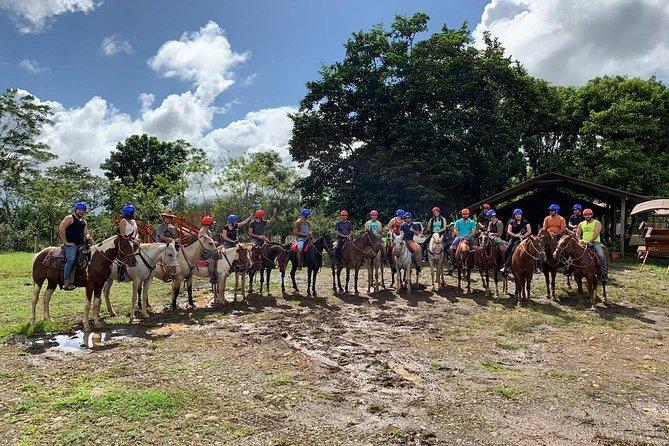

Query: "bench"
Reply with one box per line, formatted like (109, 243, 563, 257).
(638, 228, 669, 273)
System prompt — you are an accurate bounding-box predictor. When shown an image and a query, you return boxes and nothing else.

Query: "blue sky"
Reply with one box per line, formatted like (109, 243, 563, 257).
(1, 0, 668, 171)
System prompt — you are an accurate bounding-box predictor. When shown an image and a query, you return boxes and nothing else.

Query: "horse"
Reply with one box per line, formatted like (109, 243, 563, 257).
(82, 235, 138, 331)
(282, 233, 334, 297)
(195, 243, 252, 304)
(427, 233, 445, 291)
(153, 235, 217, 309)
(393, 233, 416, 294)
(553, 230, 608, 310)
(475, 233, 503, 298)
(536, 228, 568, 301)
(510, 236, 546, 307)
(248, 242, 287, 296)
(334, 231, 380, 294)
(454, 239, 475, 294)
(385, 236, 398, 289)
(101, 241, 180, 322)
(365, 233, 385, 293)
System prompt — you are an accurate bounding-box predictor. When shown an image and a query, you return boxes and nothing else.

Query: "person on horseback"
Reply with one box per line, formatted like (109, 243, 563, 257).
(334, 210, 353, 265)
(156, 208, 182, 248)
(486, 210, 504, 246)
(293, 208, 313, 270)
(500, 208, 531, 273)
(576, 208, 608, 283)
(427, 207, 448, 236)
(387, 209, 405, 237)
(568, 204, 584, 230)
(365, 210, 383, 237)
(400, 212, 423, 270)
(477, 203, 491, 230)
(222, 212, 253, 248)
(543, 204, 566, 240)
(248, 207, 277, 245)
(119, 205, 139, 243)
(448, 208, 478, 270)
(199, 215, 215, 238)
(59, 202, 93, 290)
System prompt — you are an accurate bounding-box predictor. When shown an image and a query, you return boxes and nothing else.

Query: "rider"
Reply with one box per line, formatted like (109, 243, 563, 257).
(576, 208, 608, 283)
(400, 212, 423, 270)
(448, 208, 478, 269)
(365, 210, 383, 238)
(568, 204, 584, 230)
(427, 207, 448, 236)
(543, 204, 566, 239)
(477, 203, 491, 230)
(500, 209, 532, 273)
(387, 209, 405, 237)
(155, 208, 182, 249)
(486, 210, 505, 246)
(221, 212, 252, 248)
(199, 215, 215, 238)
(334, 210, 353, 264)
(59, 202, 92, 290)
(248, 207, 278, 245)
(293, 208, 313, 270)
(119, 205, 139, 243)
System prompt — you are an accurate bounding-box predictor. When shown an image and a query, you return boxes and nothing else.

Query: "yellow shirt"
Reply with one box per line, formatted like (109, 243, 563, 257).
(579, 220, 601, 243)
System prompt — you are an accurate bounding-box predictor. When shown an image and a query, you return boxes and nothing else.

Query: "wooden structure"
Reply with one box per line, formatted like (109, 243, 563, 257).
(631, 199, 669, 273)
(113, 213, 207, 244)
(467, 173, 650, 257)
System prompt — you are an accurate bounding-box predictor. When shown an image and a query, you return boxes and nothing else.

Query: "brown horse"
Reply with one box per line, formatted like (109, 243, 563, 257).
(536, 228, 567, 301)
(455, 239, 475, 294)
(553, 230, 608, 310)
(248, 242, 287, 296)
(365, 233, 385, 293)
(475, 233, 503, 298)
(510, 236, 546, 307)
(334, 231, 379, 294)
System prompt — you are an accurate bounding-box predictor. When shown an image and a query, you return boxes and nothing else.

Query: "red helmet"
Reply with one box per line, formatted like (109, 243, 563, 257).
(583, 208, 593, 216)
(340, 210, 348, 217)
(461, 208, 470, 216)
(483, 203, 490, 210)
(201, 216, 214, 225)
(255, 209, 266, 218)
(432, 207, 440, 214)
(370, 210, 379, 216)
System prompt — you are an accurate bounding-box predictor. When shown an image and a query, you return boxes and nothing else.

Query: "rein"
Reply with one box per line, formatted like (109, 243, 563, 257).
(519, 238, 543, 261)
(559, 239, 596, 269)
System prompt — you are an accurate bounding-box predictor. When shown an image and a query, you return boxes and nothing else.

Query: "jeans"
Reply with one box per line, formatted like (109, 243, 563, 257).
(590, 242, 608, 279)
(63, 245, 80, 281)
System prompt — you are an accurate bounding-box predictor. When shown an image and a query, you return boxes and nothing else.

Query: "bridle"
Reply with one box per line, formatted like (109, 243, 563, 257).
(518, 237, 544, 261)
(554, 237, 595, 269)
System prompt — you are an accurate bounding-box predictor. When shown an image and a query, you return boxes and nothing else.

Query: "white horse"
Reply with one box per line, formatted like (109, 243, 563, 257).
(393, 233, 414, 294)
(154, 235, 217, 309)
(427, 233, 445, 291)
(191, 244, 252, 304)
(101, 241, 179, 322)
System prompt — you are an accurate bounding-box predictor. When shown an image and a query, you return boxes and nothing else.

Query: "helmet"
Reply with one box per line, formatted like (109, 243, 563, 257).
(583, 208, 593, 216)
(573, 204, 583, 211)
(548, 204, 560, 212)
(74, 202, 88, 211)
(201, 216, 214, 225)
(432, 207, 440, 214)
(255, 209, 266, 218)
(370, 210, 379, 216)
(461, 208, 470, 216)
(403, 212, 412, 219)
(396, 209, 405, 217)
(300, 208, 311, 217)
(340, 210, 349, 217)
(513, 208, 523, 216)
(122, 204, 135, 218)
(486, 209, 496, 218)
(483, 203, 490, 210)
(227, 214, 239, 223)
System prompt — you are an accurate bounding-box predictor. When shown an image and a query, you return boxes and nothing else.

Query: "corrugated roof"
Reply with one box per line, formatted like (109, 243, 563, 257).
(631, 199, 669, 215)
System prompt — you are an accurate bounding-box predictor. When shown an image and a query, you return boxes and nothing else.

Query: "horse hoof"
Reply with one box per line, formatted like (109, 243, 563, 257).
(589, 306, 597, 311)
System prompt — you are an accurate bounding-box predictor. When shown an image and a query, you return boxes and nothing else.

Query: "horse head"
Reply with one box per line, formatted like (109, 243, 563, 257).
(321, 233, 335, 257)
(553, 234, 575, 261)
(457, 239, 470, 254)
(235, 244, 253, 271)
(250, 244, 264, 269)
(199, 235, 217, 259)
(117, 235, 138, 266)
(163, 241, 181, 277)
(528, 235, 547, 263)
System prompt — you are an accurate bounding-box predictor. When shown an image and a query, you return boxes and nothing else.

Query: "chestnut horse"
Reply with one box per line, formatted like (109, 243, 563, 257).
(365, 233, 385, 293)
(510, 236, 546, 307)
(334, 231, 379, 294)
(248, 242, 287, 296)
(536, 228, 568, 301)
(475, 233, 503, 298)
(553, 230, 608, 310)
(455, 239, 475, 294)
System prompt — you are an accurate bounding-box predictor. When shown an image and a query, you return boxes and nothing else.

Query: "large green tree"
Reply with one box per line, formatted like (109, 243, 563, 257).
(289, 14, 544, 220)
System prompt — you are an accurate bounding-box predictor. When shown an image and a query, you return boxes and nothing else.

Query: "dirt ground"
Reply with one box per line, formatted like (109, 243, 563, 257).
(2, 263, 669, 445)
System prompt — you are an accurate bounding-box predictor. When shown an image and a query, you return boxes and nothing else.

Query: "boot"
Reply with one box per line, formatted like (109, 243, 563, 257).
(63, 270, 76, 290)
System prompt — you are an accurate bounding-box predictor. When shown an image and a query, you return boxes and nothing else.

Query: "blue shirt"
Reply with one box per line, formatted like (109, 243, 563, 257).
(400, 222, 420, 241)
(455, 218, 476, 238)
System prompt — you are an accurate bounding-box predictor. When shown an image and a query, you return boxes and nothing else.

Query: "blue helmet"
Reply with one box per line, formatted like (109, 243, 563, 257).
(403, 212, 412, 219)
(396, 209, 405, 217)
(227, 214, 239, 223)
(74, 202, 88, 211)
(512, 208, 523, 216)
(486, 209, 496, 218)
(573, 204, 582, 211)
(122, 204, 135, 218)
(300, 208, 311, 217)
(548, 204, 560, 212)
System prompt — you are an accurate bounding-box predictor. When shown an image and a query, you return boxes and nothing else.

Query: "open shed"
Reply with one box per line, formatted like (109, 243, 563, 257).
(467, 173, 650, 257)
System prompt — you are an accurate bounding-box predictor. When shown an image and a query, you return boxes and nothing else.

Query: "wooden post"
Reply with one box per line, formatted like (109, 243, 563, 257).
(620, 198, 626, 258)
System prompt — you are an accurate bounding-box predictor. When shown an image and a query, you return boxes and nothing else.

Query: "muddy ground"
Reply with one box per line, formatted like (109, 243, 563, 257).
(2, 263, 669, 445)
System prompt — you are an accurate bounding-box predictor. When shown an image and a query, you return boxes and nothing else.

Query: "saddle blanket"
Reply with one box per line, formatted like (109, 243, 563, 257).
(289, 241, 311, 253)
(42, 247, 86, 270)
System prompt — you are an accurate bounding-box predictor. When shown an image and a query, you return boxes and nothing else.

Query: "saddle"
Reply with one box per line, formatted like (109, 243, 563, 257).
(289, 241, 312, 253)
(42, 247, 88, 270)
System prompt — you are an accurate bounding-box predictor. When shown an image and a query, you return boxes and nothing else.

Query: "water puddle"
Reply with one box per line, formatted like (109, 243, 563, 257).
(17, 329, 130, 354)
(147, 323, 191, 335)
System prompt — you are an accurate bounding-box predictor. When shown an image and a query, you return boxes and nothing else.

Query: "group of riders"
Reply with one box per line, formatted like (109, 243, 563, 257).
(58, 200, 608, 290)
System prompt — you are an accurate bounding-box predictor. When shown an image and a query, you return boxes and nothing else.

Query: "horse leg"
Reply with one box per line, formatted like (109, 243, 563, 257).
(248, 270, 255, 294)
(354, 265, 360, 294)
(42, 284, 56, 322)
(129, 280, 138, 323)
(141, 278, 151, 318)
(543, 270, 551, 300)
(92, 289, 103, 329)
(312, 268, 319, 297)
(367, 259, 373, 293)
(241, 271, 247, 301)
(344, 267, 350, 294)
(102, 276, 117, 318)
(291, 264, 298, 291)
(587, 277, 596, 310)
(407, 267, 412, 295)
(551, 270, 558, 301)
(601, 282, 608, 307)
(525, 274, 532, 305)
(430, 262, 436, 291)
(332, 262, 337, 293)
(83, 293, 93, 331)
(186, 276, 195, 307)
(306, 268, 312, 297)
(171, 278, 181, 309)
(31, 282, 42, 325)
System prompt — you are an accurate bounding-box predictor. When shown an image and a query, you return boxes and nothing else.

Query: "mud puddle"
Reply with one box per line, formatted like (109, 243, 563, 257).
(14, 328, 131, 354)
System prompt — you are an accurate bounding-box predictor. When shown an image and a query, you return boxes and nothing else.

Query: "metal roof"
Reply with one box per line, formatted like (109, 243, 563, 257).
(631, 199, 669, 216)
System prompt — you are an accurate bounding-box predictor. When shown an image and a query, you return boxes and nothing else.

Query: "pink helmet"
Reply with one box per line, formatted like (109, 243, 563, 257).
(461, 208, 470, 216)
(370, 210, 379, 216)
(432, 207, 440, 214)
(340, 210, 349, 217)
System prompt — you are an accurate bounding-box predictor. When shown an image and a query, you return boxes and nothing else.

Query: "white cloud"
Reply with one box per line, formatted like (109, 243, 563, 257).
(0, 0, 102, 34)
(148, 21, 250, 103)
(100, 35, 134, 56)
(140, 92, 213, 142)
(19, 59, 48, 74)
(474, 0, 669, 85)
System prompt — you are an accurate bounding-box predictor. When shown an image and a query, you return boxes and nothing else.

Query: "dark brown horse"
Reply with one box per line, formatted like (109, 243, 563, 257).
(334, 231, 380, 294)
(475, 233, 503, 298)
(510, 236, 546, 307)
(455, 239, 475, 294)
(553, 230, 608, 310)
(282, 234, 334, 297)
(536, 228, 568, 301)
(248, 242, 287, 296)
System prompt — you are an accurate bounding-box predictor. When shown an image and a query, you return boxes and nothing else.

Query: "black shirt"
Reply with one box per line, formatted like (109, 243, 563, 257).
(249, 219, 267, 237)
(65, 214, 86, 245)
(508, 218, 529, 238)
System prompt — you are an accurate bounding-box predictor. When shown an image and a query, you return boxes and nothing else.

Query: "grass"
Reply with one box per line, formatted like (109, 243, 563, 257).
(481, 359, 506, 372)
(266, 373, 294, 387)
(494, 385, 518, 400)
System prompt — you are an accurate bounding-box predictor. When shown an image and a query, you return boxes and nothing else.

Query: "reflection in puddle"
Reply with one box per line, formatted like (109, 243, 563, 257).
(19, 329, 128, 354)
(148, 323, 190, 335)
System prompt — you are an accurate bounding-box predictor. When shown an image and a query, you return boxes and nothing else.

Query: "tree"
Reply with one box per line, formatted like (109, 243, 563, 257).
(289, 14, 542, 220)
